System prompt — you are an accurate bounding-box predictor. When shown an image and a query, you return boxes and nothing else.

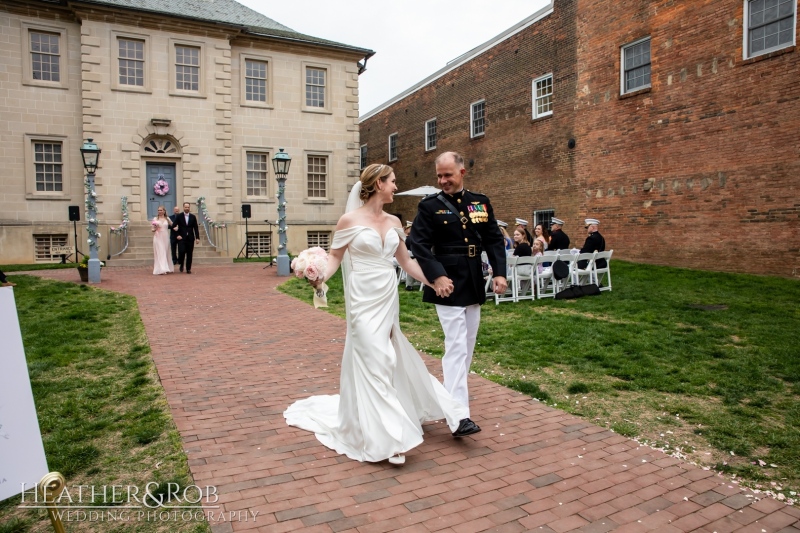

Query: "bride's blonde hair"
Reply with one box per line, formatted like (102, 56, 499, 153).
(359, 164, 393, 201)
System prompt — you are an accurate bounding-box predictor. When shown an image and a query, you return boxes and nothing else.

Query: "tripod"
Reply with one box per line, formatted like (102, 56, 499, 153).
(69, 219, 84, 264)
(236, 217, 260, 259)
(263, 221, 276, 268)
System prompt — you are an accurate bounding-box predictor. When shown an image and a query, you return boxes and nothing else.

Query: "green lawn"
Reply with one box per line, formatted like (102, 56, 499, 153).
(280, 260, 800, 501)
(0, 276, 208, 533)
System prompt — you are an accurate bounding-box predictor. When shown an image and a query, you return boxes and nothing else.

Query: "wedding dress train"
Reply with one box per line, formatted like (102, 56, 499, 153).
(284, 226, 468, 462)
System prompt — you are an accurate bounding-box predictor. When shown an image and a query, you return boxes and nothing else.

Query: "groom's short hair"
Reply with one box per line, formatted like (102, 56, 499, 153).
(183, 202, 190, 208)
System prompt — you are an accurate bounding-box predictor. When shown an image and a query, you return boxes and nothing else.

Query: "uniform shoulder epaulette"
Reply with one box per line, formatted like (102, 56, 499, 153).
(466, 189, 490, 200)
(419, 193, 439, 202)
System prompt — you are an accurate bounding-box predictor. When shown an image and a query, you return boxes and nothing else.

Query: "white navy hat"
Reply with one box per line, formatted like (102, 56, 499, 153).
(496, 220, 508, 228)
(551, 217, 565, 226)
(515, 218, 528, 226)
(585, 218, 600, 226)
(405, 220, 413, 228)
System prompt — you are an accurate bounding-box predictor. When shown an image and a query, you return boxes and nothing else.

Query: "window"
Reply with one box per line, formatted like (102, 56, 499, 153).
(425, 119, 437, 151)
(247, 232, 272, 255)
(34, 142, 63, 192)
(360, 145, 368, 169)
(175, 45, 200, 91)
(621, 37, 651, 94)
(34, 234, 68, 262)
(307, 155, 328, 198)
(746, 0, 796, 58)
(470, 100, 486, 138)
(118, 38, 144, 86)
(532, 74, 553, 119)
(246, 152, 269, 197)
(306, 67, 326, 107)
(24, 134, 70, 198)
(388, 133, 398, 162)
(534, 209, 555, 229)
(245, 59, 267, 102)
(307, 231, 331, 252)
(22, 23, 68, 89)
(30, 31, 60, 82)
(301, 62, 331, 113)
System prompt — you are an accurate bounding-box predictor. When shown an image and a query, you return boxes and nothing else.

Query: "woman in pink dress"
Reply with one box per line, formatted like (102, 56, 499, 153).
(152, 206, 173, 275)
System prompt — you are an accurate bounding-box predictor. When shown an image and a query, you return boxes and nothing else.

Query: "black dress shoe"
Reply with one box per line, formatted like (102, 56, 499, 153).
(452, 418, 481, 438)
(179, 266, 184, 272)
(186, 270, 192, 274)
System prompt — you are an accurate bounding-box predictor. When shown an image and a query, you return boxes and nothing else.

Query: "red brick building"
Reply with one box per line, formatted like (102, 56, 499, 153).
(359, 0, 800, 277)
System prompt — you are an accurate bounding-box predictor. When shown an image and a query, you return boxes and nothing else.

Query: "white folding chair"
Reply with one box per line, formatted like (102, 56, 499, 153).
(535, 257, 557, 299)
(593, 250, 613, 291)
(495, 256, 517, 304)
(557, 252, 578, 290)
(572, 252, 596, 286)
(514, 256, 537, 301)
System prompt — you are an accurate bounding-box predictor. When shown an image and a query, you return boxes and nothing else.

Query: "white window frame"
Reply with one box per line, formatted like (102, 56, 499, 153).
(34, 234, 69, 263)
(532, 74, 554, 119)
(111, 30, 151, 93)
(388, 133, 398, 162)
(534, 209, 555, 229)
(425, 118, 437, 151)
(305, 152, 330, 200)
(246, 232, 273, 256)
(301, 61, 331, 114)
(743, 0, 797, 59)
(240, 53, 273, 108)
(21, 22, 69, 90)
(360, 144, 368, 169)
(24, 134, 71, 200)
(620, 37, 652, 95)
(307, 231, 332, 252)
(241, 147, 272, 200)
(169, 38, 206, 98)
(470, 100, 486, 138)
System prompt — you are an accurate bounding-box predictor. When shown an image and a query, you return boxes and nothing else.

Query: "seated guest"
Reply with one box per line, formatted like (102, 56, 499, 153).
(497, 220, 513, 254)
(403, 221, 421, 290)
(548, 217, 570, 250)
(404, 220, 415, 252)
(533, 223, 550, 251)
(531, 240, 547, 274)
(579, 218, 606, 269)
(515, 218, 534, 245)
(512, 228, 532, 257)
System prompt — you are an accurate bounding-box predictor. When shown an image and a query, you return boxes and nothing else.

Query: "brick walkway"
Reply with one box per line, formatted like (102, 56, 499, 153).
(27, 265, 800, 532)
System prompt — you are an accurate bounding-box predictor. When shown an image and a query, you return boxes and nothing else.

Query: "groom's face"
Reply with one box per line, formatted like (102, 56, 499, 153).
(183, 203, 191, 214)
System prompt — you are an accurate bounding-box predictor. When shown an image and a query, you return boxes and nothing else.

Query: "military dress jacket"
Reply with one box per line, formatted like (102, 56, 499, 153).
(549, 229, 570, 251)
(579, 231, 606, 268)
(410, 189, 506, 307)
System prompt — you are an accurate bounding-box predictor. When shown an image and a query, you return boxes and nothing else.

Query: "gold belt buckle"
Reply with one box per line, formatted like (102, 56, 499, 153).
(468, 245, 476, 257)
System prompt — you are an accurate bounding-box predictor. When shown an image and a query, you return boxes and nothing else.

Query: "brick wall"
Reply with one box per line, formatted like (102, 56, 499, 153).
(360, 0, 800, 277)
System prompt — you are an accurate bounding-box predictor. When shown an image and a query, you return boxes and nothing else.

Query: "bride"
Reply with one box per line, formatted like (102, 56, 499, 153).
(284, 164, 468, 465)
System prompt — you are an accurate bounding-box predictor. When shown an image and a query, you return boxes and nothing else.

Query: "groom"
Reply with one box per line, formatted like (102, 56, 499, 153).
(173, 202, 200, 273)
(410, 151, 507, 438)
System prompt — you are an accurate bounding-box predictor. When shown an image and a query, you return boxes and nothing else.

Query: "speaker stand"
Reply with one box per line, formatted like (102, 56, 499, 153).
(263, 221, 276, 268)
(72, 220, 84, 264)
(236, 218, 260, 259)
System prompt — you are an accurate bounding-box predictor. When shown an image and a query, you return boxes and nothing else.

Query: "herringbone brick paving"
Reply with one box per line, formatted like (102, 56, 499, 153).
(29, 265, 800, 532)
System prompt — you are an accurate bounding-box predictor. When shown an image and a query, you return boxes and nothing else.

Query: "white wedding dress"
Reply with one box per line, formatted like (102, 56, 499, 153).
(284, 225, 468, 462)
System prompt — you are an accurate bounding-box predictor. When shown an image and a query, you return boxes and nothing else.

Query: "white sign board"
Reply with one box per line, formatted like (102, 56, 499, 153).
(0, 288, 48, 501)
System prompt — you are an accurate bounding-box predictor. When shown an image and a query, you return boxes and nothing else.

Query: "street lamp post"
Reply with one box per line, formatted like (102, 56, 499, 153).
(80, 139, 102, 283)
(272, 148, 292, 276)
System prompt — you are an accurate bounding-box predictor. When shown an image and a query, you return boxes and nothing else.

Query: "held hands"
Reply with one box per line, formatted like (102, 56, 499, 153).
(433, 276, 454, 298)
(492, 276, 508, 295)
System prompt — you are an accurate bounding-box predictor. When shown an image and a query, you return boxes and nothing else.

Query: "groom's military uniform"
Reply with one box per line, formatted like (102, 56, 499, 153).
(411, 189, 506, 306)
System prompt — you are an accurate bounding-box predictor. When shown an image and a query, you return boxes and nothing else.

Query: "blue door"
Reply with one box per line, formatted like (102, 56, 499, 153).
(147, 163, 176, 219)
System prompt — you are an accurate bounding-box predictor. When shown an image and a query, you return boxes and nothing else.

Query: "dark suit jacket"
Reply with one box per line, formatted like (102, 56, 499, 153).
(579, 231, 606, 268)
(173, 212, 200, 243)
(549, 229, 570, 250)
(410, 190, 506, 307)
(168, 214, 179, 242)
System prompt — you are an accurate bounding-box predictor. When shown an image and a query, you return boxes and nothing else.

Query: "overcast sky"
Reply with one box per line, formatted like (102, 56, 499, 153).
(237, 0, 552, 117)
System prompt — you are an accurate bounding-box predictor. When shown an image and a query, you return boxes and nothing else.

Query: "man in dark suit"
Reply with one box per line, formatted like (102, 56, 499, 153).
(410, 151, 507, 438)
(579, 218, 606, 269)
(548, 217, 570, 250)
(173, 202, 200, 273)
(169, 205, 180, 265)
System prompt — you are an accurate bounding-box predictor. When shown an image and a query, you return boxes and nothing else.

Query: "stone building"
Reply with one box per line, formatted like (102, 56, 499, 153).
(359, 0, 799, 277)
(1, 0, 372, 264)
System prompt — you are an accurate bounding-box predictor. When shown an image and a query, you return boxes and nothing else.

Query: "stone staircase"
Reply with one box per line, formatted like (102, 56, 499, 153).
(104, 222, 232, 267)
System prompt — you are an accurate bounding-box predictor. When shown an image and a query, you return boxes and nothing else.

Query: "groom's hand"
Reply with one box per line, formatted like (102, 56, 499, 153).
(492, 276, 508, 295)
(433, 276, 454, 298)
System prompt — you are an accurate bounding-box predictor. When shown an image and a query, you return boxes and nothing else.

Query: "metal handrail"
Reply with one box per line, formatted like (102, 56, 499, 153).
(107, 196, 130, 260)
(196, 196, 228, 252)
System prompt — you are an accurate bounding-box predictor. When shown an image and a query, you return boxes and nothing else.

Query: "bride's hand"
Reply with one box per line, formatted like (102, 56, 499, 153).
(309, 278, 323, 289)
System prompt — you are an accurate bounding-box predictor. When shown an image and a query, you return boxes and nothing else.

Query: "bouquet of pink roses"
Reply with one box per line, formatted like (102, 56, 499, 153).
(151, 220, 160, 231)
(291, 247, 329, 308)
